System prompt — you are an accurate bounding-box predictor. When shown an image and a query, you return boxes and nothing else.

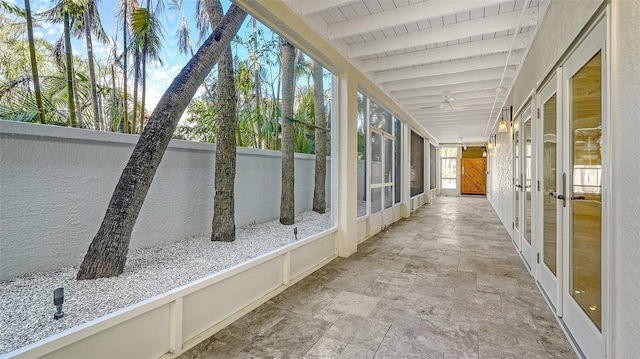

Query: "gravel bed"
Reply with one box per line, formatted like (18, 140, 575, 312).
(0, 211, 331, 355)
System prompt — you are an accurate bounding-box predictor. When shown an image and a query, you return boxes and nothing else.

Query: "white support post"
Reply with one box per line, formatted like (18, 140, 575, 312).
(169, 298, 183, 354)
(400, 124, 411, 217)
(424, 140, 430, 204)
(337, 73, 357, 257)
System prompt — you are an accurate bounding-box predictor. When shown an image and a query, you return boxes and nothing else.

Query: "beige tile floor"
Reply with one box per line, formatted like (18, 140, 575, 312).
(178, 196, 576, 359)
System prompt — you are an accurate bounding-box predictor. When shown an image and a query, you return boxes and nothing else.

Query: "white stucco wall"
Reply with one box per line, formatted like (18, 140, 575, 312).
(611, 0, 640, 356)
(0, 120, 331, 279)
(489, 0, 640, 356)
(487, 129, 514, 237)
(509, 0, 604, 111)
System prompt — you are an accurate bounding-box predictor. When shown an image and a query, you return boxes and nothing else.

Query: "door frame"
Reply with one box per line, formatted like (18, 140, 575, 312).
(513, 102, 535, 269)
(559, 14, 610, 359)
(536, 69, 563, 315)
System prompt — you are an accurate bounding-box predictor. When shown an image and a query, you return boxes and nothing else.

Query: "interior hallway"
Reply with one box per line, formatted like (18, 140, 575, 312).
(178, 196, 575, 358)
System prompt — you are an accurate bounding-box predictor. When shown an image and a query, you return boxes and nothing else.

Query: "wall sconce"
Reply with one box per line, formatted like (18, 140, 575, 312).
(487, 134, 497, 149)
(498, 106, 512, 133)
(482, 148, 487, 157)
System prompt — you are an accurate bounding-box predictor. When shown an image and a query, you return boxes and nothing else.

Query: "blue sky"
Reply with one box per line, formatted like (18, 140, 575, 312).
(6, 0, 256, 112)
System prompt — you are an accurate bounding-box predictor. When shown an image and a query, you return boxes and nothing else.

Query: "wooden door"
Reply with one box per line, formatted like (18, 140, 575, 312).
(461, 158, 487, 194)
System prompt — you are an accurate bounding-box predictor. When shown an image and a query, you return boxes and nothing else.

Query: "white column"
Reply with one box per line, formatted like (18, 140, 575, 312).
(336, 73, 357, 257)
(400, 124, 411, 217)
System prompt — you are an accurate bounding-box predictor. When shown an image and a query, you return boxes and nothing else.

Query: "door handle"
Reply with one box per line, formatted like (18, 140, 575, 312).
(571, 195, 586, 200)
(561, 173, 567, 207)
(549, 191, 557, 198)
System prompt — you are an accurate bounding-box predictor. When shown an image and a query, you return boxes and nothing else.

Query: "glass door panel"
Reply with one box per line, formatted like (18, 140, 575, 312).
(543, 94, 558, 275)
(570, 51, 602, 330)
(514, 122, 521, 242)
(524, 119, 532, 244)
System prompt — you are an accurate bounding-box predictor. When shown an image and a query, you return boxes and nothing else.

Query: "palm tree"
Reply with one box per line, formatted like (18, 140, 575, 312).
(24, 0, 46, 124)
(205, 0, 237, 242)
(80, 0, 106, 129)
(76, 4, 247, 280)
(130, 2, 163, 133)
(62, 9, 77, 127)
(121, 0, 129, 133)
(312, 61, 327, 213)
(279, 38, 295, 225)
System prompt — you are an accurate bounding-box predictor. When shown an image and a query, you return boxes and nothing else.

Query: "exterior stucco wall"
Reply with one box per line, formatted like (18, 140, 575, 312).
(491, 0, 640, 356)
(509, 0, 603, 111)
(487, 130, 513, 237)
(611, 0, 640, 356)
(0, 120, 330, 279)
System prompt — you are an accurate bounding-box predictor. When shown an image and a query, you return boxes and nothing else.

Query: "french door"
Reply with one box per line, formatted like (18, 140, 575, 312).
(513, 106, 533, 267)
(560, 18, 607, 358)
(535, 17, 608, 358)
(537, 71, 562, 312)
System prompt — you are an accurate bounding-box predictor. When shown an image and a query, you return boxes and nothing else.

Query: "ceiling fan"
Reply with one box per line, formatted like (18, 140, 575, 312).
(420, 92, 466, 111)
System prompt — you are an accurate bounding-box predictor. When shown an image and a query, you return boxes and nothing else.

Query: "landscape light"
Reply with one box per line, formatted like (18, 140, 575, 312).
(53, 287, 64, 320)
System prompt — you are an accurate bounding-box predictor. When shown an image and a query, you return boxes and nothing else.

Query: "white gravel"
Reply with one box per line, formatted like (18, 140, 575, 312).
(0, 211, 331, 355)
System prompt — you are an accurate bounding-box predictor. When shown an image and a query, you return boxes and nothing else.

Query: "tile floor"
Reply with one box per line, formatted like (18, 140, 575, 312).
(178, 196, 576, 359)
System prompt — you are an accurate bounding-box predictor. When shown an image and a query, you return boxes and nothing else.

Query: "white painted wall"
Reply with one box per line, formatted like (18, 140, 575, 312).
(488, 0, 640, 356)
(0, 120, 331, 280)
(487, 130, 514, 237)
(611, 0, 640, 356)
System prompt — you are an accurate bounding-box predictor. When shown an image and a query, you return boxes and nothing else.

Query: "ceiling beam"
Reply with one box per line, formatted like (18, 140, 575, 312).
(328, 0, 507, 40)
(392, 79, 503, 99)
(375, 52, 522, 83)
(385, 66, 514, 92)
(363, 35, 528, 72)
(349, 8, 537, 58)
(286, 0, 361, 16)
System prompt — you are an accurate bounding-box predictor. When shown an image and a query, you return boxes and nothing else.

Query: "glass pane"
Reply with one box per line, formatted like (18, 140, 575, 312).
(410, 131, 424, 196)
(514, 126, 520, 231)
(371, 132, 382, 184)
(395, 119, 402, 203)
(571, 51, 602, 330)
(543, 94, 558, 275)
(441, 159, 457, 179)
(384, 186, 393, 209)
(371, 187, 382, 214)
(442, 179, 456, 189)
(442, 147, 458, 157)
(370, 101, 392, 133)
(524, 119, 532, 244)
(384, 137, 393, 183)
(430, 144, 437, 190)
(357, 93, 367, 218)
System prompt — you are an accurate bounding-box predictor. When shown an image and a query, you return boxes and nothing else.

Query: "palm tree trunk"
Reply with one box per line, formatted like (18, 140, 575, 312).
(63, 10, 77, 127)
(84, 9, 101, 129)
(140, 51, 146, 132)
(312, 61, 327, 214)
(76, 4, 247, 280)
(280, 39, 295, 225)
(72, 66, 82, 126)
(110, 62, 117, 130)
(24, 0, 46, 124)
(132, 54, 139, 133)
(122, 0, 129, 133)
(206, 0, 237, 242)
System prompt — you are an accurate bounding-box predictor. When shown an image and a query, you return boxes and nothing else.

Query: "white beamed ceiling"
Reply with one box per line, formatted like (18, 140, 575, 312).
(284, 0, 547, 143)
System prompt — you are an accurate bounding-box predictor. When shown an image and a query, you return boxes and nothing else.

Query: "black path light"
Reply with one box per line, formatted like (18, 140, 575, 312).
(53, 287, 64, 320)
